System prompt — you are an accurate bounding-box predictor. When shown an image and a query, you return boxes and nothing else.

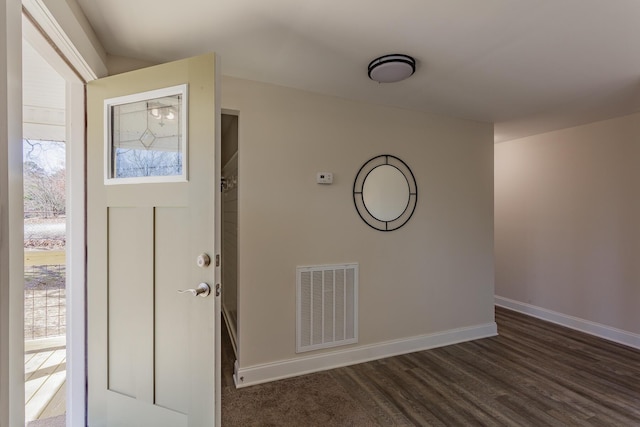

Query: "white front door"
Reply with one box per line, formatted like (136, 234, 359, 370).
(86, 54, 220, 426)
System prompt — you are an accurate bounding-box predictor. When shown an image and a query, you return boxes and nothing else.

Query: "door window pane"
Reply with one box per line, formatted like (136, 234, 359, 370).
(105, 85, 188, 184)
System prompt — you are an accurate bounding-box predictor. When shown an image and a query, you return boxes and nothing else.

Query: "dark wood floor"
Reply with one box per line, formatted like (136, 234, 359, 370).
(222, 307, 640, 426)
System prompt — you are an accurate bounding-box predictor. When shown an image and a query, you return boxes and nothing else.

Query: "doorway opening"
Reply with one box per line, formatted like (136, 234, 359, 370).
(21, 10, 87, 426)
(221, 112, 239, 389)
(22, 38, 68, 425)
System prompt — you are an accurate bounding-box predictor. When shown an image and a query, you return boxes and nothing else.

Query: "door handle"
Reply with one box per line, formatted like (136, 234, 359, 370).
(177, 282, 211, 297)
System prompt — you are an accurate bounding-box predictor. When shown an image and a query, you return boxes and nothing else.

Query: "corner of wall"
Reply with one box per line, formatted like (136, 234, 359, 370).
(234, 321, 498, 388)
(495, 296, 640, 350)
(106, 54, 160, 76)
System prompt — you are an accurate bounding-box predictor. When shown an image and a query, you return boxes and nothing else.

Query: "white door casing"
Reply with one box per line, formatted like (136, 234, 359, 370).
(1, 1, 24, 426)
(87, 54, 220, 426)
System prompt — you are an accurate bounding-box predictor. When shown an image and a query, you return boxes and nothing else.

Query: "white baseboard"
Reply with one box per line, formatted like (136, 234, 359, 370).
(495, 296, 640, 350)
(234, 322, 497, 388)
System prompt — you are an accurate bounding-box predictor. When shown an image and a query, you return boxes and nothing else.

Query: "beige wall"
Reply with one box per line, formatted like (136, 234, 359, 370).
(107, 54, 158, 76)
(495, 112, 640, 335)
(222, 76, 495, 368)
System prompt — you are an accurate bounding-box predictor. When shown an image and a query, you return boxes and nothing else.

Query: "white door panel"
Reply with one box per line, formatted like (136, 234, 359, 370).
(87, 54, 219, 426)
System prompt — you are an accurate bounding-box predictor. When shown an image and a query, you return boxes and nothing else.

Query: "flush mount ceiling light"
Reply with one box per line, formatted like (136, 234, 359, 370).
(368, 54, 416, 83)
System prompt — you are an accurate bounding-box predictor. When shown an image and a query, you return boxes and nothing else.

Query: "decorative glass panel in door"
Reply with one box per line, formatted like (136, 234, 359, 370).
(105, 84, 188, 184)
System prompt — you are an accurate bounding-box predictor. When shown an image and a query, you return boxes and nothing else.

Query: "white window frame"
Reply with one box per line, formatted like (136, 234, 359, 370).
(104, 84, 189, 185)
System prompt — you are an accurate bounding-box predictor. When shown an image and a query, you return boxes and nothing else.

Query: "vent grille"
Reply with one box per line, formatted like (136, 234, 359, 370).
(296, 264, 358, 353)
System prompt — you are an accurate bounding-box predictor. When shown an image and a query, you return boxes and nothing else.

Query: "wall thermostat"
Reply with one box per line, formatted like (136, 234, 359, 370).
(316, 172, 333, 184)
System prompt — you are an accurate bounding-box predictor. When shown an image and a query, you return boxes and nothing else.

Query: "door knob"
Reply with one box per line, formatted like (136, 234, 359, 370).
(177, 282, 211, 297)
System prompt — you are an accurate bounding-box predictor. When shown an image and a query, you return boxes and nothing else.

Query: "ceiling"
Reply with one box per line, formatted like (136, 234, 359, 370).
(67, 1, 640, 141)
(23, 39, 66, 142)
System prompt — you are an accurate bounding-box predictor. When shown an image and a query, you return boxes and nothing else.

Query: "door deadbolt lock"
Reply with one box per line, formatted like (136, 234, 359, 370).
(197, 253, 211, 268)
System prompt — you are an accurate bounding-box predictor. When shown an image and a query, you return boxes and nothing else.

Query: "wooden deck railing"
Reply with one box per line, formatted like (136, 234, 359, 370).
(24, 250, 66, 340)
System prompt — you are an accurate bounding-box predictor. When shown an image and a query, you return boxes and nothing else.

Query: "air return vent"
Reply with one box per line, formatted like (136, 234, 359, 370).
(296, 263, 358, 353)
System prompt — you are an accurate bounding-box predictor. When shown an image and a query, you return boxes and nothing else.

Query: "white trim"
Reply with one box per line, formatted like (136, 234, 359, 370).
(234, 322, 497, 388)
(221, 108, 239, 116)
(103, 84, 189, 185)
(214, 52, 223, 427)
(1, 1, 25, 424)
(495, 296, 640, 350)
(22, 0, 107, 81)
(22, 13, 79, 83)
(65, 80, 86, 427)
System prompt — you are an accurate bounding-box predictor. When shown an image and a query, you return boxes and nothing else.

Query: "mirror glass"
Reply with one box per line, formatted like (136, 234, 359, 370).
(362, 165, 410, 221)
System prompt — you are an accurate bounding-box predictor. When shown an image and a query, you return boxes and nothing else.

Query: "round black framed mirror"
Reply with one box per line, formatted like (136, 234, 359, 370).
(353, 155, 417, 231)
